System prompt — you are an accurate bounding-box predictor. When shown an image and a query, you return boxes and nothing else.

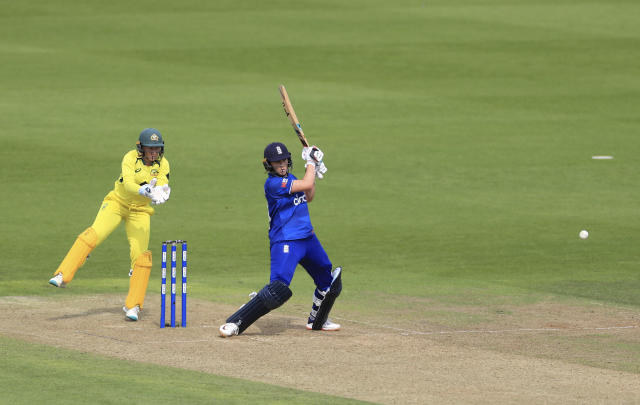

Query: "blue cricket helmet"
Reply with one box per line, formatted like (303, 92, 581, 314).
(263, 142, 292, 173)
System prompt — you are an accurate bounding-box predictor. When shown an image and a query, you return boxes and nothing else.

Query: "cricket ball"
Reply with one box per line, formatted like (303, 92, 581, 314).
(579, 230, 589, 240)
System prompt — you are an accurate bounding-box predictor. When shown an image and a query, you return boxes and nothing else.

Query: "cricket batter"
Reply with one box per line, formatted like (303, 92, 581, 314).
(219, 142, 342, 337)
(48, 128, 171, 322)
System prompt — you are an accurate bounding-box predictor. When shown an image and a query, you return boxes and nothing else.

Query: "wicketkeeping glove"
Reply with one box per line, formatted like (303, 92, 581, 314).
(138, 178, 157, 199)
(161, 184, 171, 201)
(151, 184, 171, 205)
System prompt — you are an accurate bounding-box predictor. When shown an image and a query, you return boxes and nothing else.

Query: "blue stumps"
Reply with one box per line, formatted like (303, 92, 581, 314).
(170, 242, 177, 328)
(181, 241, 187, 327)
(160, 240, 187, 328)
(160, 242, 167, 328)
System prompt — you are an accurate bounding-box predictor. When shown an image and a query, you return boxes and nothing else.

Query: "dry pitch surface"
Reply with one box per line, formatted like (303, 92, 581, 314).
(1, 295, 639, 404)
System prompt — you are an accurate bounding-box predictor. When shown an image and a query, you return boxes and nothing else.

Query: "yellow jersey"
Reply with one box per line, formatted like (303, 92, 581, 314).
(107, 150, 170, 213)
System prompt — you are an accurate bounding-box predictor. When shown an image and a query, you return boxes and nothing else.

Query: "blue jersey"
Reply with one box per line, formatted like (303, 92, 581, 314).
(264, 173, 313, 244)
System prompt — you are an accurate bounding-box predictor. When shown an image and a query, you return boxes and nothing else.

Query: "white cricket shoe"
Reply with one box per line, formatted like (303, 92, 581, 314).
(123, 305, 140, 321)
(48, 273, 66, 288)
(306, 319, 341, 331)
(219, 322, 239, 338)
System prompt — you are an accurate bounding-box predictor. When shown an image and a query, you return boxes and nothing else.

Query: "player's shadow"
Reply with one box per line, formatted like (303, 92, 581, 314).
(248, 317, 299, 336)
(48, 307, 120, 321)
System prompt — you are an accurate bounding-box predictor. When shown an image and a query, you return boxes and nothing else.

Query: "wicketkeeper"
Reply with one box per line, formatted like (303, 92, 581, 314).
(48, 128, 171, 322)
(219, 142, 341, 337)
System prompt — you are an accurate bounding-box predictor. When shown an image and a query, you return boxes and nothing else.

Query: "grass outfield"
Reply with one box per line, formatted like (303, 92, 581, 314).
(1, 0, 639, 402)
(0, 336, 373, 405)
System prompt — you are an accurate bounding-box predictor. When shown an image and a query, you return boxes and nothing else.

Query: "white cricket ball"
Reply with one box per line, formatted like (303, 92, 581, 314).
(579, 230, 589, 240)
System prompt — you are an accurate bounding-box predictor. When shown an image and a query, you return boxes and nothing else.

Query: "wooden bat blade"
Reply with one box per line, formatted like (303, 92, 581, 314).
(278, 85, 309, 147)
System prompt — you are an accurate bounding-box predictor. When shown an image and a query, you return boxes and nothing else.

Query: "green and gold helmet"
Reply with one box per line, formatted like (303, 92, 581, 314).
(136, 128, 165, 157)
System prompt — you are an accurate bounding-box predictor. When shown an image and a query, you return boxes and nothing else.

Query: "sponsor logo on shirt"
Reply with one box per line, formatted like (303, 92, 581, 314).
(293, 194, 307, 206)
(135, 168, 142, 173)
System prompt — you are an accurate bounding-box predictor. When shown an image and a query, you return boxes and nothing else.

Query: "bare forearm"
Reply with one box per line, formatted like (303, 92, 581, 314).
(304, 183, 316, 202)
(291, 164, 316, 194)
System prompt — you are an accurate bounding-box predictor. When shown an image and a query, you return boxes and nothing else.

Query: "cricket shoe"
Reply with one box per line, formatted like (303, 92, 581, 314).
(123, 305, 140, 321)
(219, 322, 239, 338)
(306, 319, 341, 331)
(48, 273, 66, 288)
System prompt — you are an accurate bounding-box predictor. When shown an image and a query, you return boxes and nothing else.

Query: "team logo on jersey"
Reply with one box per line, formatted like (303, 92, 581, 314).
(283, 245, 289, 253)
(281, 178, 288, 188)
(135, 168, 142, 173)
(151, 169, 159, 176)
(150, 134, 159, 141)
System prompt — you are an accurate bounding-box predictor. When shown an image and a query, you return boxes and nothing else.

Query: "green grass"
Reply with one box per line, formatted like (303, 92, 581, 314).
(1, 0, 640, 401)
(0, 336, 373, 405)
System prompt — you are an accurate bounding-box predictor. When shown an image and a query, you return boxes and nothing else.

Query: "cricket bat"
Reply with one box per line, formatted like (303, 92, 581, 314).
(278, 85, 326, 178)
(278, 85, 310, 147)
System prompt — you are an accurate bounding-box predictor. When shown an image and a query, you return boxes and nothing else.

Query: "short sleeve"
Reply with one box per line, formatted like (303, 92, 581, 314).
(265, 176, 293, 197)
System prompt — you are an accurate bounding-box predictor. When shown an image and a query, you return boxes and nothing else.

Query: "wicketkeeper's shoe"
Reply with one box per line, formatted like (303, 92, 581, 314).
(306, 319, 341, 331)
(123, 305, 140, 321)
(219, 322, 239, 338)
(48, 273, 66, 288)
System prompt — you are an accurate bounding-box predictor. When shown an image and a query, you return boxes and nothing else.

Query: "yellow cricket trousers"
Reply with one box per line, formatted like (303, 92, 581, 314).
(54, 194, 151, 284)
(92, 195, 151, 269)
(53, 194, 154, 309)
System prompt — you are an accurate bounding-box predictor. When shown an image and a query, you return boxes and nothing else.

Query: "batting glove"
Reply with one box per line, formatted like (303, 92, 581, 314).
(302, 146, 324, 163)
(302, 147, 315, 167)
(315, 161, 327, 179)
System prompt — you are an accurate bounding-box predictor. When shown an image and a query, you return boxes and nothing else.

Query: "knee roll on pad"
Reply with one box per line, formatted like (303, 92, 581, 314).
(328, 273, 342, 297)
(134, 250, 152, 268)
(312, 267, 342, 330)
(54, 227, 98, 283)
(125, 250, 152, 310)
(258, 280, 293, 309)
(226, 281, 292, 334)
(78, 227, 98, 248)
